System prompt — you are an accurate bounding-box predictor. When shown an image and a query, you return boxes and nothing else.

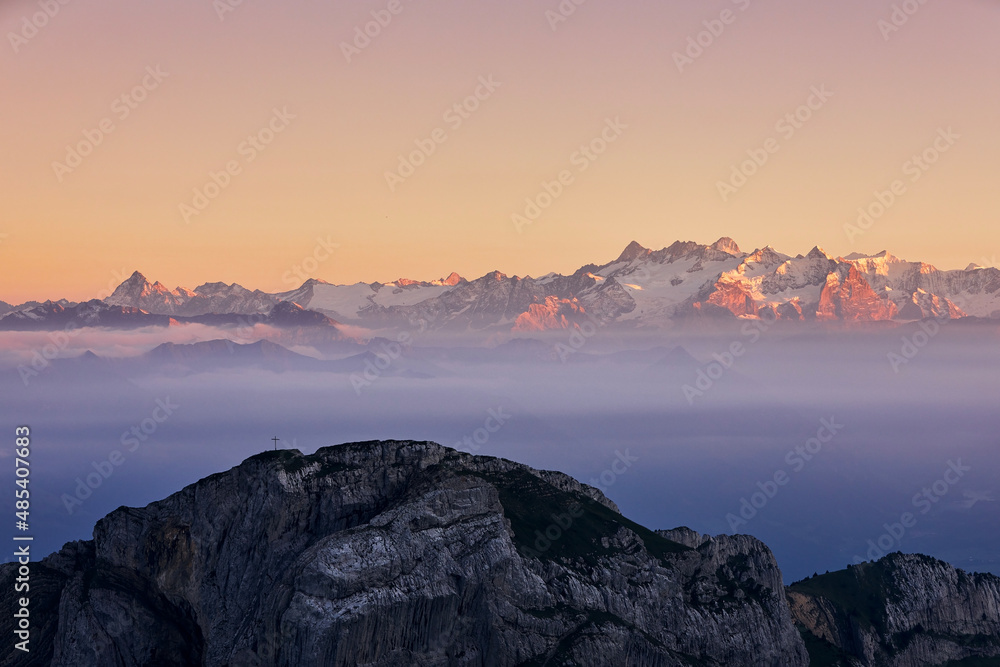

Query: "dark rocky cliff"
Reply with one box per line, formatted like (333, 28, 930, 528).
(789, 553, 1000, 666)
(1, 441, 808, 666)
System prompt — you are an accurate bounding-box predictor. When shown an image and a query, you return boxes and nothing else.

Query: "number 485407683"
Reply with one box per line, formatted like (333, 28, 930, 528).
(15, 427, 30, 527)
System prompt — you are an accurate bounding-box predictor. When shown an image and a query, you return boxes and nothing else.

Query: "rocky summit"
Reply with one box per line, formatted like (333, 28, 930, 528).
(1, 441, 807, 666)
(788, 553, 1000, 666)
(3, 441, 999, 666)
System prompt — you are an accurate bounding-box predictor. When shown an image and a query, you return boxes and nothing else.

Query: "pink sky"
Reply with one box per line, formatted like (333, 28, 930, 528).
(1, 0, 998, 302)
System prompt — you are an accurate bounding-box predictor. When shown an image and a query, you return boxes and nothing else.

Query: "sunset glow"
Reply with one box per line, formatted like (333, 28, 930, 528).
(2, 0, 998, 303)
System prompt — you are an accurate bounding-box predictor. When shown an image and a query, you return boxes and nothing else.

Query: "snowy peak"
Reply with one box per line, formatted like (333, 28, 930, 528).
(480, 270, 509, 283)
(710, 237, 741, 255)
(390, 273, 465, 288)
(616, 241, 651, 264)
(107, 273, 276, 316)
(106, 271, 189, 311)
(843, 250, 899, 262)
(659, 240, 705, 262)
(436, 272, 464, 286)
(121, 270, 148, 289)
(193, 281, 240, 296)
(108, 271, 154, 299)
(842, 251, 909, 280)
(744, 246, 789, 268)
(805, 246, 833, 261)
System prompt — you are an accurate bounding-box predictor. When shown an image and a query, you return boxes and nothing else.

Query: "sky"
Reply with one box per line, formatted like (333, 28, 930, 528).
(2, 0, 998, 303)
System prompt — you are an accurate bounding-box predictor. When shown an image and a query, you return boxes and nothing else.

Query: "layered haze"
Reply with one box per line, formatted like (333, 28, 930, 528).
(1, 318, 997, 583)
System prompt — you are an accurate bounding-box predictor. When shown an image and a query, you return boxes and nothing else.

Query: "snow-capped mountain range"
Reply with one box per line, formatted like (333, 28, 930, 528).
(3, 239, 999, 332)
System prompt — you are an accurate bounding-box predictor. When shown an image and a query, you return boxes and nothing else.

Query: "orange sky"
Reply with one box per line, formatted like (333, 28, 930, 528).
(1, 0, 998, 302)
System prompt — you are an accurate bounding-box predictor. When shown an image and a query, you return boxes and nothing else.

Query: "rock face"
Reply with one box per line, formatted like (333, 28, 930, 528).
(0, 441, 808, 667)
(512, 296, 588, 331)
(704, 279, 760, 317)
(788, 553, 1000, 666)
(816, 266, 898, 322)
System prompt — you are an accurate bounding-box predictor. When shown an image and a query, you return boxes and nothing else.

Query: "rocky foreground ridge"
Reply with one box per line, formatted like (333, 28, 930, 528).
(788, 554, 1000, 666)
(2, 441, 999, 666)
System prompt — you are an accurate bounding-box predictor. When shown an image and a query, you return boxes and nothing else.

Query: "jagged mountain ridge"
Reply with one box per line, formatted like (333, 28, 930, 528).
(4, 241, 999, 332)
(86, 242, 1000, 327)
(104, 271, 277, 316)
(0, 300, 174, 330)
(0, 297, 345, 335)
